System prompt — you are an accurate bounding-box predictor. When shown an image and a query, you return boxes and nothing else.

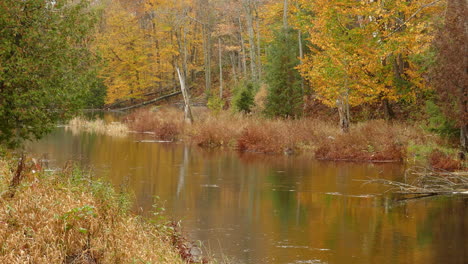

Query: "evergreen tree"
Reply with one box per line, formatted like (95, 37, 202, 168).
(264, 28, 303, 118)
(232, 81, 256, 114)
(0, 0, 99, 148)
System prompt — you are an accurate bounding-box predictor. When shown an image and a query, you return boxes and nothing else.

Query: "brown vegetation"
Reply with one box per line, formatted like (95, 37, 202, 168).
(124, 108, 184, 141)
(314, 120, 411, 162)
(124, 108, 434, 162)
(429, 150, 462, 172)
(0, 156, 186, 263)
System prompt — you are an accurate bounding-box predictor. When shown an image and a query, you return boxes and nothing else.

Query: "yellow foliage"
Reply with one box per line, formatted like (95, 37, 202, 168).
(95, 0, 159, 104)
(296, 0, 444, 108)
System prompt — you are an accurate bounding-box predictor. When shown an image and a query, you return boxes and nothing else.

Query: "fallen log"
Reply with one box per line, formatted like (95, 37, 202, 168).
(115, 91, 183, 111)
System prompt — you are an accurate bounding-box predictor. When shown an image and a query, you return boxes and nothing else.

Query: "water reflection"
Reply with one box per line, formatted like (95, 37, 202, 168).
(27, 128, 467, 264)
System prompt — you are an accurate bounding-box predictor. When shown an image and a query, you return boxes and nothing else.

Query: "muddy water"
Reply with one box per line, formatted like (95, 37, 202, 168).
(27, 126, 467, 264)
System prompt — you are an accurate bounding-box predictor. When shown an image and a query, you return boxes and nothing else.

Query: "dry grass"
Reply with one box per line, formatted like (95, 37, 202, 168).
(187, 112, 246, 148)
(0, 157, 185, 264)
(429, 150, 462, 171)
(124, 108, 184, 141)
(314, 120, 412, 162)
(67, 117, 128, 137)
(124, 108, 440, 162)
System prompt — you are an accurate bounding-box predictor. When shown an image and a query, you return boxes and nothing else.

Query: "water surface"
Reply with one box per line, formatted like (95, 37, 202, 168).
(27, 126, 467, 264)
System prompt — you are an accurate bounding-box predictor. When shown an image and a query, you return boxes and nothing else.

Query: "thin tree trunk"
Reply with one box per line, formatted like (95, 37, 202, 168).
(243, 0, 257, 81)
(337, 99, 350, 133)
(183, 27, 189, 83)
(383, 98, 394, 120)
(253, 0, 262, 79)
(218, 38, 223, 99)
(202, 24, 212, 95)
(239, 17, 248, 77)
(176, 67, 193, 123)
(230, 52, 238, 85)
(283, 0, 289, 28)
(461, 125, 468, 154)
(298, 30, 305, 94)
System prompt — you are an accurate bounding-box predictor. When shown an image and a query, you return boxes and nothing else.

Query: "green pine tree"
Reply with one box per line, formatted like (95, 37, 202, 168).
(264, 28, 303, 118)
(232, 80, 256, 114)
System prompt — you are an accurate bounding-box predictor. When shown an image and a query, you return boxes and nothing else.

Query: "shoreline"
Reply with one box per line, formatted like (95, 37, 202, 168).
(70, 108, 465, 170)
(0, 155, 216, 263)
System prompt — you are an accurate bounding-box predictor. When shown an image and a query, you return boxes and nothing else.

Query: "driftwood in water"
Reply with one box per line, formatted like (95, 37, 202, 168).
(176, 67, 193, 124)
(362, 167, 468, 197)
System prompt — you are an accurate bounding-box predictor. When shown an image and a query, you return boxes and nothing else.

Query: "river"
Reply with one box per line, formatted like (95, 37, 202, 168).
(26, 119, 467, 264)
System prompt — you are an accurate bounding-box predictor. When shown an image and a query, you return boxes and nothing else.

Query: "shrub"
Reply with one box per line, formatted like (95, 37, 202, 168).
(232, 80, 256, 113)
(188, 113, 244, 147)
(0, 158, 184, 263)
(207, 96, 225, 115)
(314, 120, 406, 161)
(429, 150, 461, 171)
(125, 108, 183, 141)
(425, 100, 459, 139)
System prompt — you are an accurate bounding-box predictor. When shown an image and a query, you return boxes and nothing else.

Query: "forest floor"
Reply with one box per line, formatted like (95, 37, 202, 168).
(71, 107, 465, 171)
(0, 155, 217, 263)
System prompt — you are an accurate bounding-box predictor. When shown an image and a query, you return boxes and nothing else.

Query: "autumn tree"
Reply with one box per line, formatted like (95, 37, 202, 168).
(431, 0, 467, 153)
(0, 0, 99, 148)
(96, 0, 159, 104)
(297, 0, 444, 131)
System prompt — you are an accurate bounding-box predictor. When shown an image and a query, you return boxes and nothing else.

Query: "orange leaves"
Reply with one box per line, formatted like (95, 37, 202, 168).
(96, 0, 159, 104)
(296, 0, 444, 109)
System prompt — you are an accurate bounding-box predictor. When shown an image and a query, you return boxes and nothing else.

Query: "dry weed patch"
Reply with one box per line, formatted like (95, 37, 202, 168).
(124, 109, 445, 162)
(0, 158, 185, 263)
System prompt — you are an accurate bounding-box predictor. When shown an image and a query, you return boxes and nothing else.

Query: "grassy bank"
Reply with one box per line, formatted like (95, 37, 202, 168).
(0, 155, 209, 263)
(121, 108, 464, 167)
(68, 107, 465, 169)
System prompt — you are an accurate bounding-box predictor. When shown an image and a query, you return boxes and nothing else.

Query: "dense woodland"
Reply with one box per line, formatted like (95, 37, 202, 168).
(0, 1, 467, 263)
(0, 0, 467, 155)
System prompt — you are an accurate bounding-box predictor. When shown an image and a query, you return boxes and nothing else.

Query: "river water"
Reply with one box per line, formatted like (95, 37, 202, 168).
(26, 123, 467, 264)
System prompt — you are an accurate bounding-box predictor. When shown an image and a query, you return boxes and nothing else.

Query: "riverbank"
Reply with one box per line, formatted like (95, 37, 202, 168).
(0, 154, 210, 263)
(105, 108, 463, 169)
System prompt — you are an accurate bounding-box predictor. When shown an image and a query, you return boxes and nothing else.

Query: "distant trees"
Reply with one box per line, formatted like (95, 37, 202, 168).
(296, 0, 444, 131)
(0, 0, 99, 148)
(96, 0, 158, 104)
(431, 0, 468, 153)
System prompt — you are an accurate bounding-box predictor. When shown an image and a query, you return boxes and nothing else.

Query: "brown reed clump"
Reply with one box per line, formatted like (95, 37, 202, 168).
(0, 157, 185, 264)
(124, 108, 439, 162)
(429, 150, 462, 171)
(188, 112, 245, 148)
(68, 117, 128, 137)
(125, 108, 184, 141)
(314, 120, 408, 162)
(237, 119, 291, 153)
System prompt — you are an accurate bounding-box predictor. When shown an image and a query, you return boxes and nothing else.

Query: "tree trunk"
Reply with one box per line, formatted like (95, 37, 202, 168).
(337, 99, 350, 133)
(230, 52, 238, 85)
(238, 17, 248, 77)
(298, 30, 305, 94)
(283, 0, 289, 28)
(176, 67, 193, 124)
(218, 38, 223, 99)
(383, 98, 394, 120)
(202, 24, 212, 95)
(461, 124, 468, 154)
(243, 0, 257, 81)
